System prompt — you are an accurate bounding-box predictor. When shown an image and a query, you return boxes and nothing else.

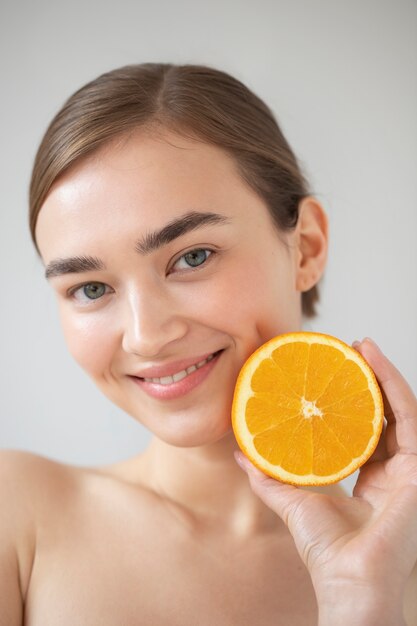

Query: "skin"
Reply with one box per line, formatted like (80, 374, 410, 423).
(1, 128, 416, 625)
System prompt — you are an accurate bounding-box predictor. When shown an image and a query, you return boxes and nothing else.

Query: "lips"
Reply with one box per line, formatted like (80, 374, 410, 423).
(132, 350, 223, 380)
(142, 353, 217, 384)
(129, 350, 224, 400)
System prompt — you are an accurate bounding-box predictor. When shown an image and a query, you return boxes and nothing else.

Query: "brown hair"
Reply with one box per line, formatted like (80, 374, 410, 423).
(29, 63, 319, 316)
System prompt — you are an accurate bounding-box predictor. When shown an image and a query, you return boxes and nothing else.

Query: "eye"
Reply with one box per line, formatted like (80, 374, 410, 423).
(171, 248, 213, 272)
(69, 282, 111, 304)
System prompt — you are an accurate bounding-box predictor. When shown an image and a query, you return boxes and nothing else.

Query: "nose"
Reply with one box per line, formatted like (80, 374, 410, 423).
(121, 285, 188, 358)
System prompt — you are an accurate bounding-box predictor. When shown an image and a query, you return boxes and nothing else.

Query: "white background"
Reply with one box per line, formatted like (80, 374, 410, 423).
(1, 0, 416, 493)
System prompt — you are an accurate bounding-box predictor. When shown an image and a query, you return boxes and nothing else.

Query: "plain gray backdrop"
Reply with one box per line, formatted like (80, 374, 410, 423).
(1, 0, 416, 493)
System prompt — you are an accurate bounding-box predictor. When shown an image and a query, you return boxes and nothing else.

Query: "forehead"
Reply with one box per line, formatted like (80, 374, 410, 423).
(35, 129, 272, 260)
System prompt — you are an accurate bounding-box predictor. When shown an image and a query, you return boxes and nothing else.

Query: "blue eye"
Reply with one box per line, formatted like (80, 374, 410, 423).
(83, 283, 106, 299)
(70, 282, 109, 303)
(173, 248, 212, 271)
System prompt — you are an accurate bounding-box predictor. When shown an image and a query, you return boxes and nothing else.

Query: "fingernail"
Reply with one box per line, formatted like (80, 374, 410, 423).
(352, 340, 361, 349)
(362, 337, 380, 350)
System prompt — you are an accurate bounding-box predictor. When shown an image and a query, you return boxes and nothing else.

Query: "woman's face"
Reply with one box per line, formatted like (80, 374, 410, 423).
(36, 129, 304, 447)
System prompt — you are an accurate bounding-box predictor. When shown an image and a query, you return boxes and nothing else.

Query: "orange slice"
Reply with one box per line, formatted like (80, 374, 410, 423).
(232, 332, 384, 486)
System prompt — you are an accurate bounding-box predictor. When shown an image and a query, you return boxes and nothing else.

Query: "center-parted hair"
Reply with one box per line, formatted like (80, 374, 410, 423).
(29, 63, 319, 316)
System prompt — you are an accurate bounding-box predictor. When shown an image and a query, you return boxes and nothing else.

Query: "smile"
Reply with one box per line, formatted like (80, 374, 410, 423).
(142, 353, 216, 384)
(131, 350, 224, 400)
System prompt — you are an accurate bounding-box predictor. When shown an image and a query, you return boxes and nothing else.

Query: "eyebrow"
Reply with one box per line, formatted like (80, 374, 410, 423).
(45, 255, 105, 279)
(135, 211, 229, 254)
(44, 211, 229, 279)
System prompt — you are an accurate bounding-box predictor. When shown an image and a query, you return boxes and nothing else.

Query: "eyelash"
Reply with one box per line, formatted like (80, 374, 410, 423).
(169, 247, 214, 274)
(67, 247, 215, 304)
(67, 282, 113, 305)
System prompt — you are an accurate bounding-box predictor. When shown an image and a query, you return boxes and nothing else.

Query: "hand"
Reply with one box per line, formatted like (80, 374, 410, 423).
(234, 337, 417, 624)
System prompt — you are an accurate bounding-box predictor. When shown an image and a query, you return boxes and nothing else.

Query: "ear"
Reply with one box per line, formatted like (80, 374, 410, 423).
(294, 197, 328, 292)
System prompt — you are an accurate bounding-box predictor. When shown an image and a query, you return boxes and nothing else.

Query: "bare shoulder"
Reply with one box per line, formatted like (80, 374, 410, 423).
(0, 448, 79, 501)
(0, 449, 79, 552)
(0, 449, 82, 625)
(0, 449, 159, 551)
(0, 449, 156, 528)
(0, 449, 107, 534)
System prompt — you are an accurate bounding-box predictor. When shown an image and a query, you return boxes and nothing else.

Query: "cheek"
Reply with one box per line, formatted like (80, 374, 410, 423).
(59, 308, 115, 378)
(185, 258, 301, 343)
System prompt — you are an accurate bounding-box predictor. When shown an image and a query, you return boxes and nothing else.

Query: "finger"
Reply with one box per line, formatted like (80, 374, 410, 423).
(378, 386, 401, 458)
(355, 338, 417, 456)
(234, 451, 307, 527)
(360, 420, 388, 464)
(352, 341, 392, 460)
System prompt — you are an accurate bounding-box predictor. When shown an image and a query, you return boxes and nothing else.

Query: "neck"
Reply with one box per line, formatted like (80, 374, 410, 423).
(130, 431, 285, 538)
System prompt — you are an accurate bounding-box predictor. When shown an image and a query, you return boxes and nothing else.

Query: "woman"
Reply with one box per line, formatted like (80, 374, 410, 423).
(1, 63, 416, 625)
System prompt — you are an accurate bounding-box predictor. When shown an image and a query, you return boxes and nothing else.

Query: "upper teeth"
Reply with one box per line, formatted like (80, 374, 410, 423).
(143, 353, 216, 385)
